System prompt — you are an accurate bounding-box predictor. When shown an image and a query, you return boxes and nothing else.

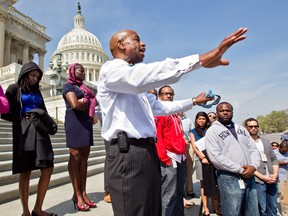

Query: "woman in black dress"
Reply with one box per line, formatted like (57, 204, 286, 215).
(190, 112, 221, 216)
(2, 62, 57, 216)
(62, 63, 97, 211)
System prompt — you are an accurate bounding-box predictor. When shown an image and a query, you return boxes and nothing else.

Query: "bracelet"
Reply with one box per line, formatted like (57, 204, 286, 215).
(192, 97, 198, 106)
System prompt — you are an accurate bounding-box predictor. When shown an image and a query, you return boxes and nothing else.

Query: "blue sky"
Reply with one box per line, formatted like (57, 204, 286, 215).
(14, 0, 288, 123)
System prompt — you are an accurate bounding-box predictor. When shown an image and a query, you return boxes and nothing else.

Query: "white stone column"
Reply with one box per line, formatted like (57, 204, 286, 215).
(38, 51, 45, 71)
(4, 32, 11, 66)
(86, 68, 89, 81)
(96, 69, 99, 81)
(93, 69, 96, 81)
(0, 17, 6, 67)
(22, 43, 29, 64)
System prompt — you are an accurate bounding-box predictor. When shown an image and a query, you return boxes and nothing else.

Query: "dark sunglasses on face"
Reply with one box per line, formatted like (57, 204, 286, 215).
(247, 125, 259, 129)
(208, 115, 216, 119)
(272, 145, 279, 147)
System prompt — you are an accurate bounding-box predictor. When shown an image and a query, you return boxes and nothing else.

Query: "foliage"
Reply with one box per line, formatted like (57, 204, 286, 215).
(256, 110, 288, 133)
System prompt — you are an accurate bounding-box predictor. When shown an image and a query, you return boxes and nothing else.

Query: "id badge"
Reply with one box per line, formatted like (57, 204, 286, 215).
(260, 152, 267, 162)
(239, 179, 245, 189)
(172, 159, 177, 168)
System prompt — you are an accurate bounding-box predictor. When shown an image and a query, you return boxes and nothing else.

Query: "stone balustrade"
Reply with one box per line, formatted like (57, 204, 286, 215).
(0, 62, 21, 77)
(7, 5, 46, 33)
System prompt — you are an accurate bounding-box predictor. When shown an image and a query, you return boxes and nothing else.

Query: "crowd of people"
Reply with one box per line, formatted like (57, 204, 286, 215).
(0, 27, 287, 216)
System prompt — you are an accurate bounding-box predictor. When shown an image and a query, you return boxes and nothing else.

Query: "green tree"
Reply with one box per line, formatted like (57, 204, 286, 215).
(257, 110, 288, 133)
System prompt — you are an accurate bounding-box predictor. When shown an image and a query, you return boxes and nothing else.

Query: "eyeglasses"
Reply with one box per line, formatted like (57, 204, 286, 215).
(247, 125, 259, 129)
(160, 92, 175, 96)
(208, 115, 216, 119)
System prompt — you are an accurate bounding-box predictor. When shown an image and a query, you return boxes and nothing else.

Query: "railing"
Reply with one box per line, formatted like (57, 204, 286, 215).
(7, 5, 46, 33)
(47, 105, 66, 124)
(0, 63, 21, 77)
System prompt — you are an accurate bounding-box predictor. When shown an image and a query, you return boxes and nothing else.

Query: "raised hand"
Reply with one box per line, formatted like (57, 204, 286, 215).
(193, 92, 214, 105)
(200, 27, 248, 68)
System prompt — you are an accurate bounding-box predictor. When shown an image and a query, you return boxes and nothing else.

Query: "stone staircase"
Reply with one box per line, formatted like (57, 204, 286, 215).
(0, 118, 106, 204)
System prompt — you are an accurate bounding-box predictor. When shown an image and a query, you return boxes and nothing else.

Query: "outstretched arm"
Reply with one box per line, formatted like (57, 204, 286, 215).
(200, 27, 248, 68)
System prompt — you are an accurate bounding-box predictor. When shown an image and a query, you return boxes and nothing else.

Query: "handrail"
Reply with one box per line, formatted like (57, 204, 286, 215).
(47, 105, 66, 124)
(7, 5, 46, 33)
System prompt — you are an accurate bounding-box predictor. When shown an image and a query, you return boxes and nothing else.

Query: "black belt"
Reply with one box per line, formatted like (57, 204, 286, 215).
(217, 170, 240, 176)
(110, 137, 155, 145)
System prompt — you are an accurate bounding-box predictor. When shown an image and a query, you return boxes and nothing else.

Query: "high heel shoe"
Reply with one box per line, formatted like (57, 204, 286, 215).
(85, 200, 97, 208)
(71, 198, 90, 211)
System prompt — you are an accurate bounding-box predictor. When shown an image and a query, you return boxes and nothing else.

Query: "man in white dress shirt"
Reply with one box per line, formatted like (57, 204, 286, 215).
(96, 28, 247, 216)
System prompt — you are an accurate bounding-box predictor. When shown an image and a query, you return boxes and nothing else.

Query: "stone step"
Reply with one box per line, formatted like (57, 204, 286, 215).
(0, 149, 106, 171)
(0, 141, 105, 152)
(0, 163, 104, 204)
(0, 139, 105, 149)
(0, 118, 106, 204)
(0, 155, 105, 187)
(0, 136, 103, 145)
(0, 132, 65, 138)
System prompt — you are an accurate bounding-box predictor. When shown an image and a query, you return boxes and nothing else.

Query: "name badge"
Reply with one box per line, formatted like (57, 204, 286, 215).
(172, 159, 177, 168)
(260, 152, 267, 162)
(239, 179, 245, 189)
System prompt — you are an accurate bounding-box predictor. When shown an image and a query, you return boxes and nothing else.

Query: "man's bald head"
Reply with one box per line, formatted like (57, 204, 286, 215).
(109, 29, 146, 64)
(110, 30, 131, 57)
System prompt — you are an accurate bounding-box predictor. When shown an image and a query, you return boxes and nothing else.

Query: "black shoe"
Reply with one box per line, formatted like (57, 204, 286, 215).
(187, 192, 195, 198)
(31, 211, 57, 216)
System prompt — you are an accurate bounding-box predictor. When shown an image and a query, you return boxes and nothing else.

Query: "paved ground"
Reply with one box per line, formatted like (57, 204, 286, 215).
(0, 172, 206, 216)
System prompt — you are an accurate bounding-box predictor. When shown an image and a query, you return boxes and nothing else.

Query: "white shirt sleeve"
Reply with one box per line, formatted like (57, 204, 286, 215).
(146, 93, 193, 116)
(101, 55, 200, 94)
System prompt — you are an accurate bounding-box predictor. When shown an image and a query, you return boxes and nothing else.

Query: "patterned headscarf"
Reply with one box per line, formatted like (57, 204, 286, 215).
(67, 63, 97, 119)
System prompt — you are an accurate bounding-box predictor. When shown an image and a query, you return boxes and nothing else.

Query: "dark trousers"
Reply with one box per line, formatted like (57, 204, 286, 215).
(104, 140, 109, 192)
(105, 140, 162, 216)
(161, 160, 186, 216)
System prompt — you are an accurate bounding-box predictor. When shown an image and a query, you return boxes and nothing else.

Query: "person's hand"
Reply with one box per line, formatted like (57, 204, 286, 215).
(200, 27, 248, 68)
(269, 174, 278, 184)
(201, 157, 209, 165)
(193, 92, 214, 105)
(241, 165, 255, 178)
(261, 175, 274, 184)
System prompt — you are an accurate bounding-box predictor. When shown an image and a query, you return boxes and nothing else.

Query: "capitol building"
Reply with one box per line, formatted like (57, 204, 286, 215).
(0, 0, 109, 121)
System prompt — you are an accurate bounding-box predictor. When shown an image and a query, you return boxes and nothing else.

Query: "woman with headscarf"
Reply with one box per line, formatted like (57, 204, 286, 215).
(1, 62, 57, 216)
(0, 84, 9, 113)
(62, 63, 97, 211)
(190, 111, 221, 216)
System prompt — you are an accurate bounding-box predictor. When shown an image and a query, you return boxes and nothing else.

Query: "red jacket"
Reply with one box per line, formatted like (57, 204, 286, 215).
(155, 114, 186, 166)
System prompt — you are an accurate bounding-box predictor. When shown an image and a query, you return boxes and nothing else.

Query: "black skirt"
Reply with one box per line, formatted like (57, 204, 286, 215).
(13, 151, 54, 174)
(202, 163, 220, 198)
